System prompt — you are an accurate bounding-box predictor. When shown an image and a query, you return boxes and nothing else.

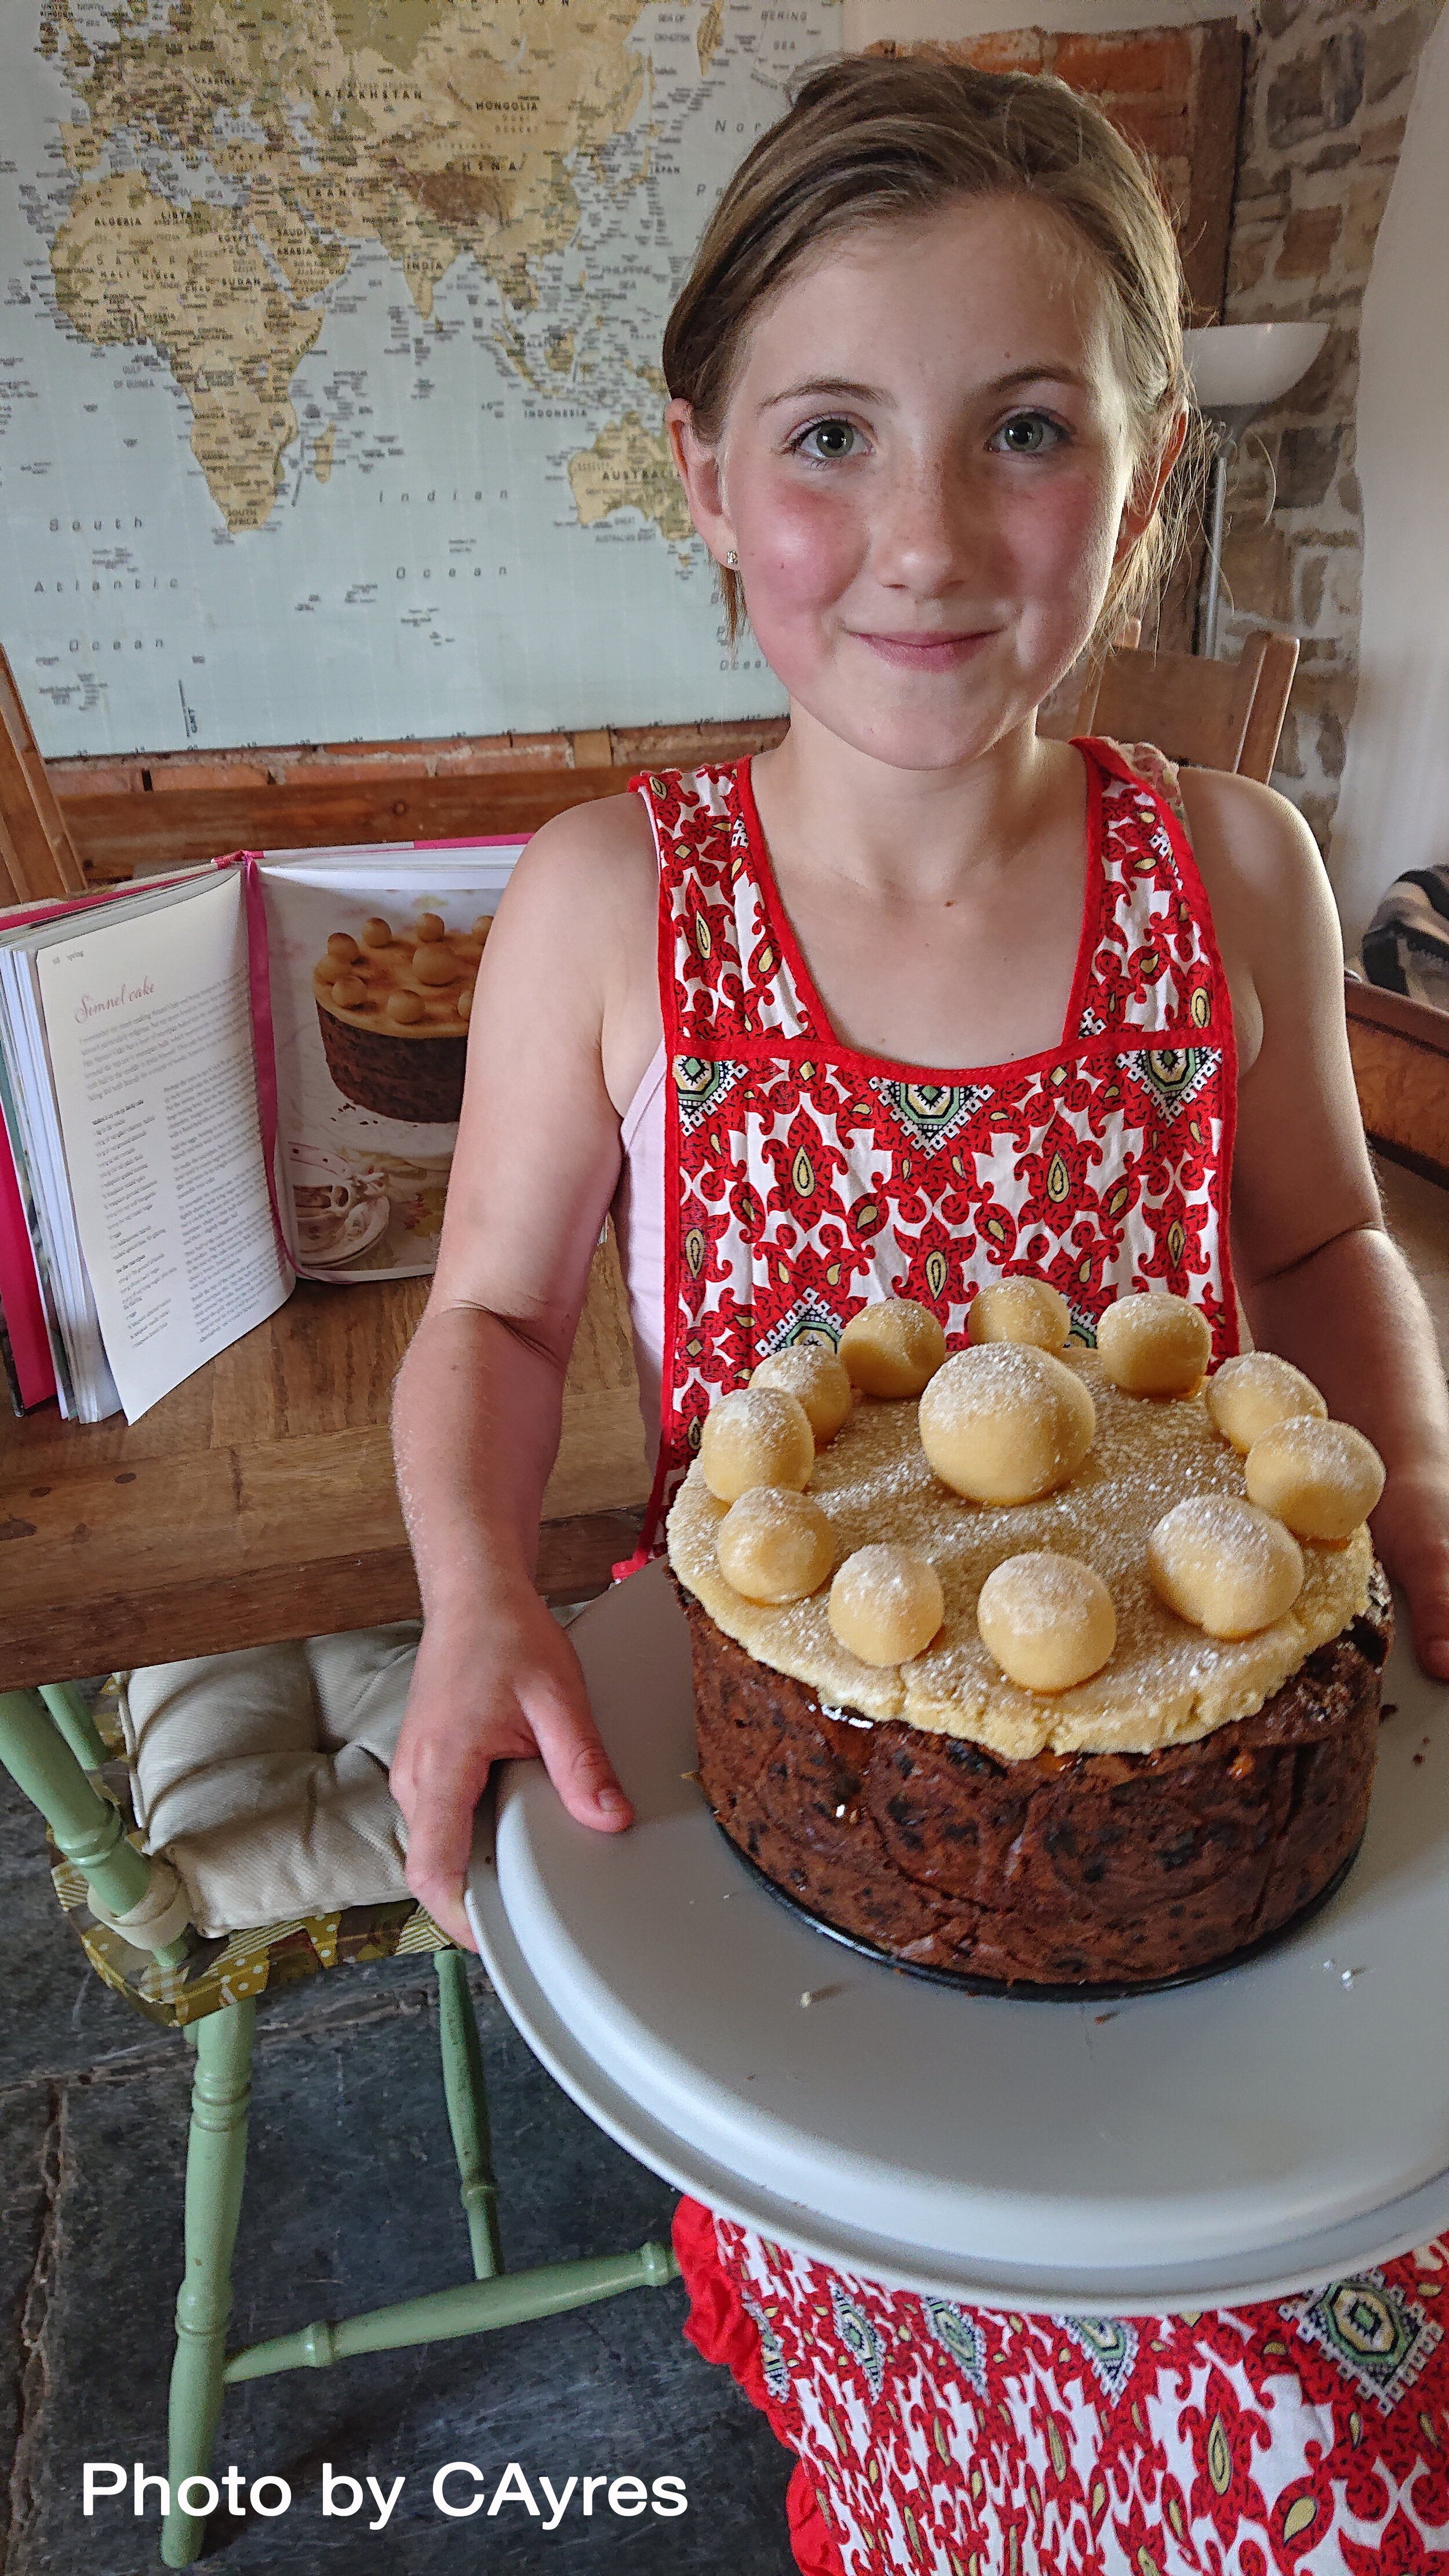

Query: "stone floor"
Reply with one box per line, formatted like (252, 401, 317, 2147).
(0, 1777, 796, 2574)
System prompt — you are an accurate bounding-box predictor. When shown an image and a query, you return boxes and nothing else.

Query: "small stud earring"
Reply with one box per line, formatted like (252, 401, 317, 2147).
(724, 549, 738, 569)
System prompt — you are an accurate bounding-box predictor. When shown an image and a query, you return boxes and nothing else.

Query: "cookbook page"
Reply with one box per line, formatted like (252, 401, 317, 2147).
(34, 869, 292, 1422)
(259, 843, 523, 1281)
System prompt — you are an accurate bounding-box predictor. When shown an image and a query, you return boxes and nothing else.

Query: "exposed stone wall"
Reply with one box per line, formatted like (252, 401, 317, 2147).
(1217, 0, 1441, 852)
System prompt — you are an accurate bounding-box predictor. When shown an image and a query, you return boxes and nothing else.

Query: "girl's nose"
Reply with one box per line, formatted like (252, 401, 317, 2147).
(870, 453, 980, 598)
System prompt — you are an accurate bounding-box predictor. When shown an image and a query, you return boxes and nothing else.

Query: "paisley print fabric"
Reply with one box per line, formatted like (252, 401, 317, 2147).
(640, 745, 1449, 2575)
(632, 740, 1240, 1545)
(674, 2200, 1449, 2575)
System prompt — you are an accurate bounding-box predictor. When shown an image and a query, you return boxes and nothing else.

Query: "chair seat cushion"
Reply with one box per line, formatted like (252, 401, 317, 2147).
(119, 1626, 420, 1934)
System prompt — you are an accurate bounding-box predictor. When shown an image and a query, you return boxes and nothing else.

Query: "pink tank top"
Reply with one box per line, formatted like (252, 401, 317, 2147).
(614, 740, 1240, 1545)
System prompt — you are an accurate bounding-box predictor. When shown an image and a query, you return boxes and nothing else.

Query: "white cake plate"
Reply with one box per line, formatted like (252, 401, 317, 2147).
(468, 1559, 1449, 2314)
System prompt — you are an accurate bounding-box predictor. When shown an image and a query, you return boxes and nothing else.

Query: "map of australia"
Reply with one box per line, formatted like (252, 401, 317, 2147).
(1, 1, 836, 754)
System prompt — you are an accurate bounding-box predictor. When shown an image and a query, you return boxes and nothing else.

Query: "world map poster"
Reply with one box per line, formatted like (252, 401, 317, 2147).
(1, 2, 840, 756)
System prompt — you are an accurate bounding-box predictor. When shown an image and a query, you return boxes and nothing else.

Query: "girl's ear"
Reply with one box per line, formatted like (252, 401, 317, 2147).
(667, 396, 737, 568)
(1115, 403, 1189, 563)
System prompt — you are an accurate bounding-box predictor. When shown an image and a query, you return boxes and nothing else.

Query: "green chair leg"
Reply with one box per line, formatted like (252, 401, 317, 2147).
(38, 1680, 110, 1772)
(162, 1999, 256, 2570)
(0, 1686, 191, 1974)
(435, 1948, 503, 2279)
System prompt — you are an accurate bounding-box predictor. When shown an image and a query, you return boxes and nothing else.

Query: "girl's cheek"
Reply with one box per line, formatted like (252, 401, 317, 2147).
(735, 481, 858, 609)
(1002, 471, 1120, 607)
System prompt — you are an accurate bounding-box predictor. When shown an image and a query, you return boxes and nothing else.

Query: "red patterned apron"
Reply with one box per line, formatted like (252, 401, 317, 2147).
(628, 743, 1449, 2576)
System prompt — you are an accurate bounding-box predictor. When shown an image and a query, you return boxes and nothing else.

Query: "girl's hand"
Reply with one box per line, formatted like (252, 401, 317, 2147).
(390, 1589, 634, 1951)
(1372, 1465, 1449, 1683)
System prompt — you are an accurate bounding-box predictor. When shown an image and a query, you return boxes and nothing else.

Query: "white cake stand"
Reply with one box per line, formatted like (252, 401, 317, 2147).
(467, 1559, 1449, 2315)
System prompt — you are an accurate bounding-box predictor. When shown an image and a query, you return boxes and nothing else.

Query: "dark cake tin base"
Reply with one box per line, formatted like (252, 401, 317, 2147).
(716, 1822, 1364, 2003)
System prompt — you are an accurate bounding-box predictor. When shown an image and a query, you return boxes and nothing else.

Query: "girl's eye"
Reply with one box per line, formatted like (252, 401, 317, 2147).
(993, 412, 1065, 456)
(791, 417, 860, 463)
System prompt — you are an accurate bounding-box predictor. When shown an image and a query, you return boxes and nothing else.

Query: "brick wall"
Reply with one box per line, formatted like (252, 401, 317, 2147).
(870, 21, 1244, 325)
(1215, 0, 1441, 852)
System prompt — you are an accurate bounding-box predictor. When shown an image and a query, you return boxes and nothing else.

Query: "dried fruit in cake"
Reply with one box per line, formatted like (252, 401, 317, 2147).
(976, 1552, 1116, 1691)
(828, 1545, 943, 1665)
(1207, 1351, 1328, 1454)
(838, 1298, 947, 1398)
(1097, 1290, 1212, 1398)
(1148, 1495, 1304, 1638)
(1244, 1416, 1385, 1542)
(716, 1487, 834, 1604)
(919, 1344, 1095, 1505)
(699, 1387, 815, 1503)
(751, 1344, 853, 1445)
(967, 1277, 1069, 1352)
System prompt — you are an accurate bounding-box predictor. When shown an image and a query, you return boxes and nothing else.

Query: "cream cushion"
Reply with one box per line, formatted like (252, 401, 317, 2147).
(118, 1625, 420, 1936)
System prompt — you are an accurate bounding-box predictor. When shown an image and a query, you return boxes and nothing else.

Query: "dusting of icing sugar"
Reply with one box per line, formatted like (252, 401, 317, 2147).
(667, 1350, 1372, 1759)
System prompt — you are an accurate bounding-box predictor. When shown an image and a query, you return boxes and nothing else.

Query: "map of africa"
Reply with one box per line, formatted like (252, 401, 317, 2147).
(1, 1, 839, 757)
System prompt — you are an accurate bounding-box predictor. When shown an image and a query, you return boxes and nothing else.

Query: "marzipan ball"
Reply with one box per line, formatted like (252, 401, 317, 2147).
(828, 1545, 944, 1667)
(1206, 1352, 1327, 1455)
(414, 943, 460, 987)
(751, 1344, 853, 1445)
(976, 1552, 1116, 1693)
(716, 1487, 834, 1604)
(385, 991, 425, 1024)
(1148, 1496, 1304, 1638)
(918, 1345, 1095, 1505)
(330, 976, 366, 1010)
(700, 1387, 814, 1503)
(456, 987, 473, 1021)
(838, 1298, 947, 1398)
(1097, 1291, 1212, 1398)
(326, 932, 359, 963)
(967, 1277, 1069, 1353)
(414, 912, 446, 943)
(362, 916, 392, 947)
(1244, 1416, 1385, 1542)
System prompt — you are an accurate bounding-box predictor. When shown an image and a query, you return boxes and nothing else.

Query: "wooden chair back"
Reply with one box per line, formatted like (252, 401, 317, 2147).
(1074, 630, 1299, 784)
(0, 643, 86, 903)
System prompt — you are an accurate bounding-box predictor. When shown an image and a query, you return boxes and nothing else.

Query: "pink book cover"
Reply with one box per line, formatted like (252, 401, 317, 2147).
(0, 1120, 56, 1409)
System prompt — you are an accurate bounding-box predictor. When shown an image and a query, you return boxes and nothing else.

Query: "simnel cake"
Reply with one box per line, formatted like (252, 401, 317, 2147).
(312, 909, 492, 1124)
(667, 1294, 1392, 1989)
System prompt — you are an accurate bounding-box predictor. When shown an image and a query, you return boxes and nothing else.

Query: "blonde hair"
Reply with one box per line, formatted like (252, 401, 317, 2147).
(663, 52, 1204, 647)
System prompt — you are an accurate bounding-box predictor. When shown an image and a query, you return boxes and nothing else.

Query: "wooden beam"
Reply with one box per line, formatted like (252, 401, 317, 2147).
(0, 645, 85, 901)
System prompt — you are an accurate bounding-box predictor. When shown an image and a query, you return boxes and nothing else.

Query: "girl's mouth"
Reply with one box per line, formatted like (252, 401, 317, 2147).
(851, 630, 997, 670)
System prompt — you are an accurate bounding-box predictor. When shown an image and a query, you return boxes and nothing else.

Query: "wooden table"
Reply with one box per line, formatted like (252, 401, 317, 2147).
(0, 1240, 649, 1689)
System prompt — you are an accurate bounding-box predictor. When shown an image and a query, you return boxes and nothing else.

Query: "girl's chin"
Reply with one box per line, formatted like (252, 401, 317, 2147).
(758, 631, 1082, 767)
(791, 673, 1048, 773)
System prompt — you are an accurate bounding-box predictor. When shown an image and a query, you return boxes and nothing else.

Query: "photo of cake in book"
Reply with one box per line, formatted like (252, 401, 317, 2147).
(311, 909, 493, 1125)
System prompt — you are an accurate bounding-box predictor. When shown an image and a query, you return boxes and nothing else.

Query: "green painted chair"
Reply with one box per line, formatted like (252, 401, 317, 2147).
(0, 1639, 678, 2569)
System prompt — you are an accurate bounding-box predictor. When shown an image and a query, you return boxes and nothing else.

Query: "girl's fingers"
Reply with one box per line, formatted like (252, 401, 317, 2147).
(1386, 1533, 1449, 1680)
(527, 1679, 634, 1831)
(392, 1704, 499, 1952)
(1371, 1475, 1449, 1683)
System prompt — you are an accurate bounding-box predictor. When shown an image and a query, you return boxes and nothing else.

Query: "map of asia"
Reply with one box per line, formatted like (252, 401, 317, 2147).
(1, 2, 839, 756)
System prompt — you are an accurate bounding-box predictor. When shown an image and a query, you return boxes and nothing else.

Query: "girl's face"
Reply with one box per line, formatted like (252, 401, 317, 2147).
(671, 197, 1175, 772)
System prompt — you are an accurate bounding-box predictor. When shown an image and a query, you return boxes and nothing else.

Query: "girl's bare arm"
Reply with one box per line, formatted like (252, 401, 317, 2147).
(390, 795, 657, 1945)
(1184, 767, 1449, 1678)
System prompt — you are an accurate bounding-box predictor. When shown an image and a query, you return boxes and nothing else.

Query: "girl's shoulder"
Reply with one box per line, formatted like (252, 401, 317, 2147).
(1175, 761, 1333, 921)
(496, 784, 657, 941)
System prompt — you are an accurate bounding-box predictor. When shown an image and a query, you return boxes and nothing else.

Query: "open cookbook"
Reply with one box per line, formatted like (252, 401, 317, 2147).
(0, 837, 523, 1424)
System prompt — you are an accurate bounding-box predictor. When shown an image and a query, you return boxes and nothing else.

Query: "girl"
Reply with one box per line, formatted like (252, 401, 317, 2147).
(391, 56, 1449, 2575)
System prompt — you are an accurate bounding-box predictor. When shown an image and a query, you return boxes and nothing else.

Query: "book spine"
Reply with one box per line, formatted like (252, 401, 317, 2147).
(0, 1106, 57, 1409)
(0, 1043, 71, 1416)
